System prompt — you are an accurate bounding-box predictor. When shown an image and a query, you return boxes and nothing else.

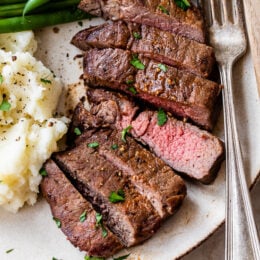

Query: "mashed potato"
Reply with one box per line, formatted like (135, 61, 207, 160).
(0, 32, 68, 213)
(0, 31, 37, 54)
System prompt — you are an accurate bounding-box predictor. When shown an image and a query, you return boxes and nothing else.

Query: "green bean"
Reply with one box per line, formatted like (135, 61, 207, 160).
(0, 9, 93, 34)
(0, 3, 25, 17)
(0, 0, 61, 4)
(0, 0, 81, 18)
(23, 0, 50, 15)
(0, 0, 27, 4)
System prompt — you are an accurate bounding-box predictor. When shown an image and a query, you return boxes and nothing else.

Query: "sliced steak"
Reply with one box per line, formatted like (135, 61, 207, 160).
(78, 0, 205, 43)
(131, 111, 224, 184)
(71, 21, 215, 78)
(132, 24, 213, 78)
(84, 88, 225, 184)
(83, 48, 222, 130)
(70, 108, 186, 218)
(71, 21, 132, 51)
(40, 159, 123, 257)
(53, 140, 161, 247)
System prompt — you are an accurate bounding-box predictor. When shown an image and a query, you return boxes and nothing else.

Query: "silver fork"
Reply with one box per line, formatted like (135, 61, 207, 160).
(203, 0, 260, 259)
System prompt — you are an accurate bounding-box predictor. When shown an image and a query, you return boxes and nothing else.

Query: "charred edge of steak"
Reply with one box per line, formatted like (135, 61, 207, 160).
(71, 21, 215, 78)
(85, 88, 225, 184)
(83, 48, 222, 130)
(53, 143, 162, 247)
(78, 0, 205, 43)
(40, 159, 123, 257)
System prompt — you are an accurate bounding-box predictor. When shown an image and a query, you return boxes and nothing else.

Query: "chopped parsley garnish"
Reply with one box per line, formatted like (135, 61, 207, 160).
(88, 142, 99, 148)
(158, 5, 170, 15)
(158, 63, 168, 72)
(174, 0, 190, 11)
(102, 226, 108, 238)
(95, 213, 103, 227)
(78, 21, 83, 26)
(79, 210, 87, 222)
(128, 86, 137, 95)
(74, 127, 82, 136)
(126, 79, 134, 85)
(113, 254, 131, 260)
(84, 253, 130, 260)
(0, 74, 3, 84)
(157, 108, 168, 126)
(52, 258, 58, 260)
(84, 256, 104, 260)
(53, 217, 61, 228)
(111, 144, 118, 150)
(126, 79, 137, 94)
(40, 78, 52, 84)
(5, 249, 14, 254)
(0, 99, 11, 111)
(121, 125, 132, 142)
(95, 213, 107, 237)
(109, 190, 125, 203)
(130, 54, 145, 70)
(39, 168, 48, 177)
(133, 32, 142, 39)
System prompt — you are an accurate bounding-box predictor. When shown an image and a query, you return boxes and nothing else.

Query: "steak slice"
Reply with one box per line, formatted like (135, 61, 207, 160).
(78, 0, 205, 43)
(71, 21, 215, 78)
(70, 109, 186, 218)
(131, 111, 225, 184)
(53, 140, 161, 247)
(40, 159, 123, 257)
(83, 48, 222, 130)
(71, 21, 132, 51)
(84, 88, 225, 184)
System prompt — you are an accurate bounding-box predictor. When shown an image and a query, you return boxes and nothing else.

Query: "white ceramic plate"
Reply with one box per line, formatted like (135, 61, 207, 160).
(0, 17, 259, 260)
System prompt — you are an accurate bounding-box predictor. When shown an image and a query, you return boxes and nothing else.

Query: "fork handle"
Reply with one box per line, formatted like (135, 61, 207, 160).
(220, 64, 260, 260)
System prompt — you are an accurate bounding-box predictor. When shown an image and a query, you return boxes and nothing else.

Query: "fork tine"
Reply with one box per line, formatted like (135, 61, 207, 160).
(221, 0, 230, 24)
(196, 0, 203, 9)
(232, 0, 244, 25)
(209, 0, 219, 26)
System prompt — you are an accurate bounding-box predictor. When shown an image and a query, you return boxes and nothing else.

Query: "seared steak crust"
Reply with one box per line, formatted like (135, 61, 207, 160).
(71, 21, 214, 77)
(40, 159, 123, 257)
(53, 140, 162, 247)
(83, 48, 222, 130)
(78, 0, 205, 43)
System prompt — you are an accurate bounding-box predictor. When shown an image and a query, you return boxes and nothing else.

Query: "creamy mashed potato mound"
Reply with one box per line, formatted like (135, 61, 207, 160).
(0, 32, 68, 213)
